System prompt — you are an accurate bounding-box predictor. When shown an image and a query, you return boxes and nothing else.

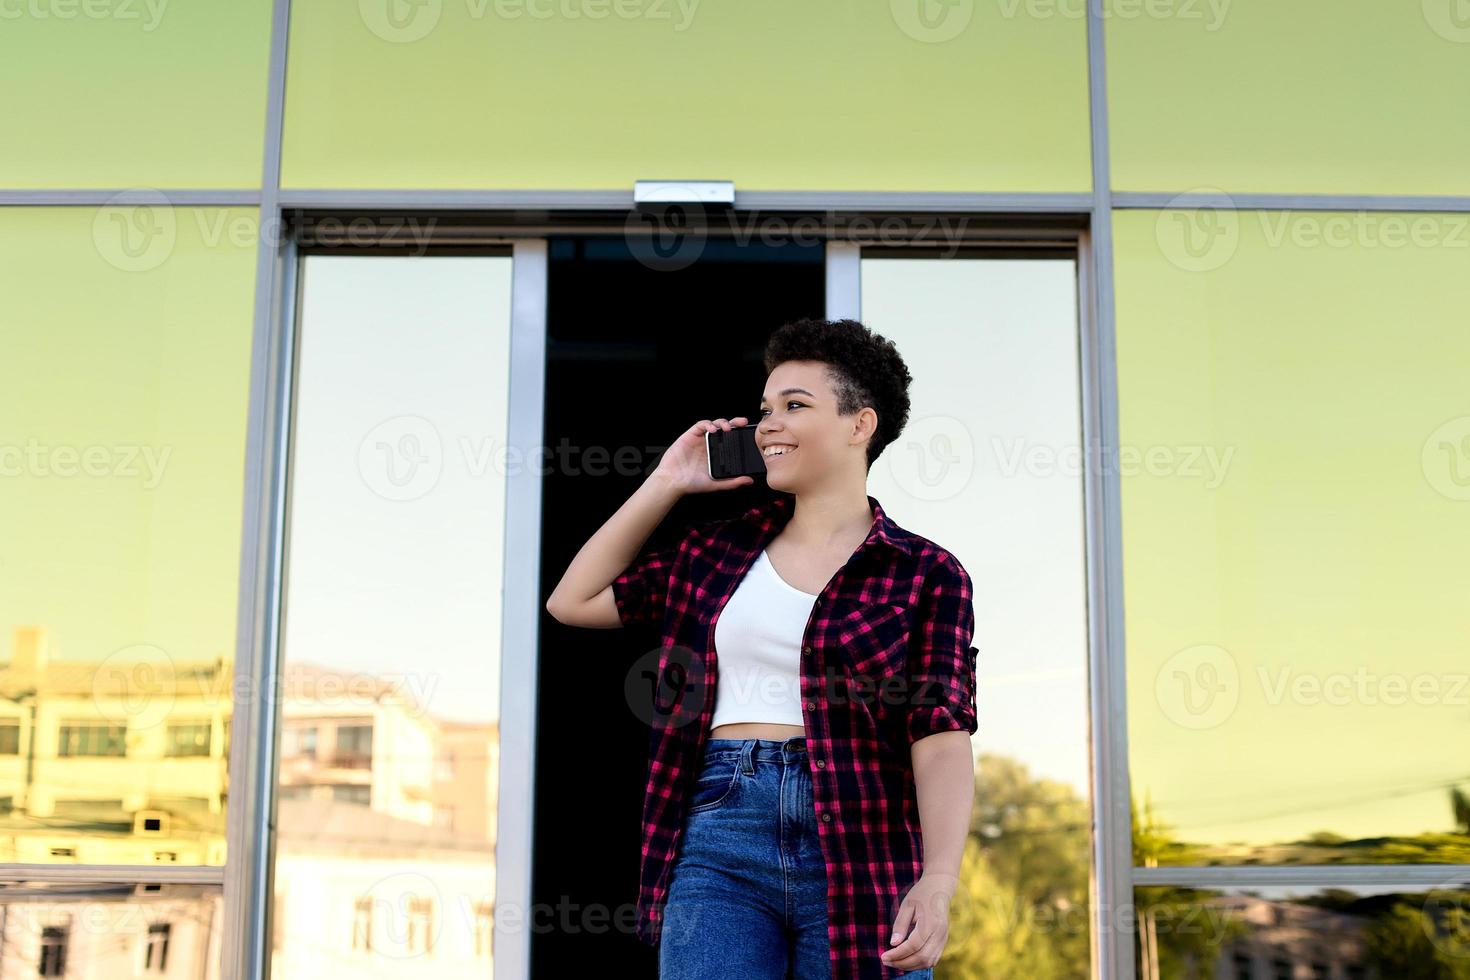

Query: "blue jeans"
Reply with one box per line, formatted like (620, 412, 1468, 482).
(658, 736, 934, 980)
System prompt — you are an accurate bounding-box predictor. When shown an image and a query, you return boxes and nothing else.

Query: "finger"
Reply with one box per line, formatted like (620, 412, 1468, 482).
(880, 926, 932, 971)
(714, 418, 730, 431)
(892, 928, 945, 973)
(881, 911, 929, 966)
(888, 902, 917, 947)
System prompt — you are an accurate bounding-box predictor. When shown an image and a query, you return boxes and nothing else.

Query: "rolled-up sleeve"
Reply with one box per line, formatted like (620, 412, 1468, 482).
(905, 552, 979, 744)
(610, 540, 680, 629)
(610, 521, 712, 629)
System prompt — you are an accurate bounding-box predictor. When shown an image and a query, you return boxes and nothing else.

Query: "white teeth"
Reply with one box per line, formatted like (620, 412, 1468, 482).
(763, 445, 795, 457)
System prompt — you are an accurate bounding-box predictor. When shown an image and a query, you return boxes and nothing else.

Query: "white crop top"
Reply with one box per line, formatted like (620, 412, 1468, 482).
(709, 548, 818, 730)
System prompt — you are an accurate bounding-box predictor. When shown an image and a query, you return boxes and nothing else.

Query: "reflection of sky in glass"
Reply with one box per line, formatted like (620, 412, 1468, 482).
(861, 258, 1090, 801)
(1112, 211, 1470, 855)
(282, 256, 512, 725)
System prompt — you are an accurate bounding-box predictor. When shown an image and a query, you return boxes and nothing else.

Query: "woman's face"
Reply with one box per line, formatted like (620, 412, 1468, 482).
(756, 360, 873, 492)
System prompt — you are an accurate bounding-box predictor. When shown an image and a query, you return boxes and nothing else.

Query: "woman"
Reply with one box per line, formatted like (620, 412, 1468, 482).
(547, 318, 978, 979)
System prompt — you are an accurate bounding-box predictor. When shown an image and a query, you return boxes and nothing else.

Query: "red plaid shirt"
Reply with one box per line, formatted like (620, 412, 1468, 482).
(611, 492, 978, 980)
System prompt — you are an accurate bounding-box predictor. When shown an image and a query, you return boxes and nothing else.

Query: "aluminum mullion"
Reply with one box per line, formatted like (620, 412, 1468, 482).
(493, 239, 549, 980)
(219, 0, 294, 972)
(1113, 191, 1470, 212)
(3, 189, 1465, 213)
(1134, 864, 1470, 887)
(0, 190, 260, 206)
(277, 188, 1096, 212)
(0, 864, 225, 885)
(824, 241, 861, 320)
(1083, 0, 1134, 978)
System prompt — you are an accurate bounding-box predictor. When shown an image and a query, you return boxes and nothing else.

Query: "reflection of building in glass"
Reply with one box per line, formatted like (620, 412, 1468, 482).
(0, 626, 231, 866)
(1207, 896, 1374, 980)
(276, 661, 499, 841)
(271, 662, 498, 978)
(271, 800, 494, 978)
(0, 881, 223, 979)
(1138, 893, 1381, 980)
(1, 631, 499, 978)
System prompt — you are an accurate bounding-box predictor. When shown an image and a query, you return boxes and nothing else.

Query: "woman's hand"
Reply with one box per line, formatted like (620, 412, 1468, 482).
(880, 872, 958, 972)
(652, 417, 758, 495)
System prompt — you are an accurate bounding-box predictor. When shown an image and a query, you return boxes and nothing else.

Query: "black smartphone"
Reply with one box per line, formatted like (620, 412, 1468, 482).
(706, 424, 766, 480)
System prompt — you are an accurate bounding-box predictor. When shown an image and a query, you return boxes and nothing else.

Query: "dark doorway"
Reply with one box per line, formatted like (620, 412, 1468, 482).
(533, 233, 824, 976)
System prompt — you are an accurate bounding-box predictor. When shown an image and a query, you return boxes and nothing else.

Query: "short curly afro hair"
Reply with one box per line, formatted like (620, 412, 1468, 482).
(762, 318, 912, 472)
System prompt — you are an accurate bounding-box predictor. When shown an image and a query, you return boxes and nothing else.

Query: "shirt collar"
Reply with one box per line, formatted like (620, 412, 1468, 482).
(737, 493, 918, 557)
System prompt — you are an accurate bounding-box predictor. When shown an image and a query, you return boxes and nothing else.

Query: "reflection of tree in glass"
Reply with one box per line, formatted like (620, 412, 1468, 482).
(1131, 885, 1250, 980)
(938, 754, 1093, 979)
(1364, 887, 1470, 980)
(1131, 792, 1239, 980)
(1130, 778, 1470, 867)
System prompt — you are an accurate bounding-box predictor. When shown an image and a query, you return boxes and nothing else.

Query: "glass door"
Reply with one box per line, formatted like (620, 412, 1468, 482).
(268, 247, 540, 979)
(834, 245, 1095, 978)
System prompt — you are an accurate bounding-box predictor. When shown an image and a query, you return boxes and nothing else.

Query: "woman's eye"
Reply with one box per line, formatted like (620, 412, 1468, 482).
(758, 402, 802, 416)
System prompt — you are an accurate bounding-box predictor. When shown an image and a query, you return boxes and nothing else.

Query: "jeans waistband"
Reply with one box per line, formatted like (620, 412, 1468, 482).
(702, 736, 807, 768)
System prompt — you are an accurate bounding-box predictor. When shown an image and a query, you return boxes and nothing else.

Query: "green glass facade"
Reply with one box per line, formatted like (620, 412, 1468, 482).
(5, 1, 1466, 977)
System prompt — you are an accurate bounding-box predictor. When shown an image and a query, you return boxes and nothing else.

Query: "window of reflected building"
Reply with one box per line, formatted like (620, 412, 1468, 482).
(0, 882, 223, 979)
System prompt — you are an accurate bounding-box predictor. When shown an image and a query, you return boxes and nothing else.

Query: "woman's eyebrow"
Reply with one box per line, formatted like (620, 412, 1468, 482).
(760, 387, 815, 404)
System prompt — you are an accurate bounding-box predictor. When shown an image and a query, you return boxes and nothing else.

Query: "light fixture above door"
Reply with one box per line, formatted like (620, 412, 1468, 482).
(632, 180, 735, 206)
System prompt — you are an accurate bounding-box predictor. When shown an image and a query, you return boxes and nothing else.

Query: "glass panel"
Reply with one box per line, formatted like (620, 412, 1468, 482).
(0, 881, 222, 978)
(1105, 0, 1470, 195)
(0, 2, 273, 188)
(270, 255, 511, 978)
(1115, 209, 1470, 865)
(861, 253, 1092, 977)
(1134, 878, 1470, 979)
(0, 206, 257, 866)
(282, 1, 1090, 192)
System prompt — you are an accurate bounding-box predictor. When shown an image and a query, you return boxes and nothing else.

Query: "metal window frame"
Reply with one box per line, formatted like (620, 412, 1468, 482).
(1084, 2, 1131, 976)
(4, 0, 1469, 976)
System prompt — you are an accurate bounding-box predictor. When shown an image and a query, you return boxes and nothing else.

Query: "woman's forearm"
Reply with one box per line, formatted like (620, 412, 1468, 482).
(546, 471, 684, 612)
(911, 730, 974, 882)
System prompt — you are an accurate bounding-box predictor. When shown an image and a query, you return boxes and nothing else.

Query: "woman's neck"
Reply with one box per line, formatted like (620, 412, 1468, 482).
(784, 490, 874, 553)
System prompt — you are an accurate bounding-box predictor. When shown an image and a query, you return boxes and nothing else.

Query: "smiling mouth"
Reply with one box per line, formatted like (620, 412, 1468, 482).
(762, 445, 796, 458)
